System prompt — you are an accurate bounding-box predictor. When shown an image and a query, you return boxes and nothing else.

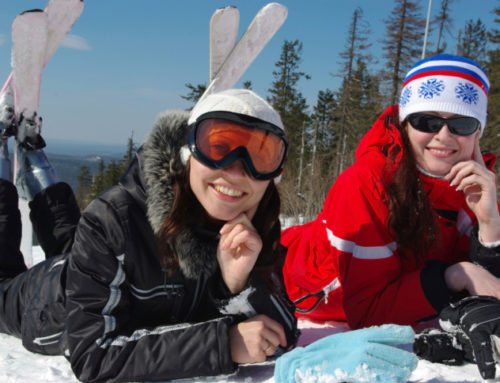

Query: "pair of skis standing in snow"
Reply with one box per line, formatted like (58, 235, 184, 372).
(0, 0, 84, 266)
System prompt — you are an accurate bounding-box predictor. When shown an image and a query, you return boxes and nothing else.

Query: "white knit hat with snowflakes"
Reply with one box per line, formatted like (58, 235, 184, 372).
(399, 53, 489, 135)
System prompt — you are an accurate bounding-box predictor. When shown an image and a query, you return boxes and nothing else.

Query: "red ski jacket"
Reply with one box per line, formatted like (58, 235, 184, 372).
(282, 105, 499, 329)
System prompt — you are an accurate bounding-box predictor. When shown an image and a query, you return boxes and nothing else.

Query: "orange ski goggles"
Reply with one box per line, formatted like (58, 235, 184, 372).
(188, 112, 288, 180)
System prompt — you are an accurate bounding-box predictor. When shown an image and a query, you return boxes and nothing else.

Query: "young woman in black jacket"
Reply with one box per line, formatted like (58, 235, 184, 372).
(0, 88, 298, 382)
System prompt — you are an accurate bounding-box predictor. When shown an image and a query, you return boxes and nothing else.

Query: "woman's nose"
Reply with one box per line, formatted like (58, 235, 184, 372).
(222, 159, 247, 178)
(435, 123, 454, 138)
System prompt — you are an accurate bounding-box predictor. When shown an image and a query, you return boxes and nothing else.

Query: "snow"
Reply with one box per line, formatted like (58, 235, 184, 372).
(0, 247, 496, 383)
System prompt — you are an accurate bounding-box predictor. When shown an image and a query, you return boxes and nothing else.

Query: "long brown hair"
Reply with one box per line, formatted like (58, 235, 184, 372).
(157, 161, 282, 283)
(384, 117, 438, 263)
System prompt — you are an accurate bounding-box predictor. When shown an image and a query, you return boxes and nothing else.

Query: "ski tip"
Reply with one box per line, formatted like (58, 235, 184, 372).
(211, 5, 239, 22)
(19, 9, 45, 16)
(262, 2, 288, 17)
(216, 5, 237, 11)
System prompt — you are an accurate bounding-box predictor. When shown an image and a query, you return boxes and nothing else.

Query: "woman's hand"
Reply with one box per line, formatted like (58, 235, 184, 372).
(445, 261, 500, 300)
(217, 213, 262, 294)
(445, 138, 500, 243)
(229, 314, 286, 364)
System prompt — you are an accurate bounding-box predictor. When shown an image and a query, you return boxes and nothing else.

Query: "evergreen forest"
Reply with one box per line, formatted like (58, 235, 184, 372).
(76, 0, 500, 221)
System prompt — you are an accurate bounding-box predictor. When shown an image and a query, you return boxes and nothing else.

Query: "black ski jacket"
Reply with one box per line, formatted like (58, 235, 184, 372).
(62, 110, 298, 382)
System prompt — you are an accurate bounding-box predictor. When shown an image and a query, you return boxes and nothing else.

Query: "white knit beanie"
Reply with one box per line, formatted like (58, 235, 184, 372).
(399, 54, 489, 135)
(188, 88, 284, 130)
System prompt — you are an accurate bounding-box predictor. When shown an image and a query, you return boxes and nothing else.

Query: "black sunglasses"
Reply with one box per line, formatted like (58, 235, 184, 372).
(407, 113, 480, 136)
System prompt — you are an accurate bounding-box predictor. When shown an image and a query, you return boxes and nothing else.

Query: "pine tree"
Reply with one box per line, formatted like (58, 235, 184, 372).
(432, 0, 455, 54)
(266, 40, 310, 218)
(103, 136, 137, 191)
(332, 59, 382, 174)
(242, 81, 252, 89)
(75, 165, 92, 210)
(381, 0, 426, 104)
(182, 83, 206, 107)
(348, 58, 383, 144)
(484, 4, 500, 163)
(311, 89, 337, 154)
(89, 158, 105, 201)
(119, 134, 137, 172)
(299, 89, 338, 219)
(104, 161, 122, 189)
(335, 7, 372, 175)
(78, 135, 138, 206)
(457, 19, 487, 65)
(267, 39, 310, 187)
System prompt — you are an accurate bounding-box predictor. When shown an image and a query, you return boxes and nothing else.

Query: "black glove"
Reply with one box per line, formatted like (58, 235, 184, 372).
(439, 296, 500, 380)
(414, 328, 458, 364)
(414, 328, 470, 366)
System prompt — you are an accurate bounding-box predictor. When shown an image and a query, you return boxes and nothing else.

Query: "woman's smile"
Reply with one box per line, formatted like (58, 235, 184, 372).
(426, 146, 456, 158)
(212, 183, 245, 198)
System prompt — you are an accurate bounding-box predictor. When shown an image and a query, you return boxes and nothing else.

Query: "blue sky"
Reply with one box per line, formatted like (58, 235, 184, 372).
(0, 0, 498, 147)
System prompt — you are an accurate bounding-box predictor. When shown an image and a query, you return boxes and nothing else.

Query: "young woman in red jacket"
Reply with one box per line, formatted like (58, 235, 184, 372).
(282, 54, 500, 330)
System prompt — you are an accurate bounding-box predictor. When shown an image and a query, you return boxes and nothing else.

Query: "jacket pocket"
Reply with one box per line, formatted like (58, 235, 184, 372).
(21, 298, 66, 355)
(21, 255, 67, 355)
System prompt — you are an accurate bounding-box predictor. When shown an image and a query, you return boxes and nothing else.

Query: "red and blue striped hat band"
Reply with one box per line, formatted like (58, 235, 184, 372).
(399, 54, 489, 135)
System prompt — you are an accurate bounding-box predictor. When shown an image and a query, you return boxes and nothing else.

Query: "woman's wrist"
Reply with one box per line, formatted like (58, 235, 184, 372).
(224, 275, 249, 295)
(477, 216, 500, 245)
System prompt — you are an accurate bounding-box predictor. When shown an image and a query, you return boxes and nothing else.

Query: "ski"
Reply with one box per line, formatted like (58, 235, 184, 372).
(201, 2, 288, 100)
(0, 91, 15, 182)
(44, 0, 84, 66)
(209, 6, 239, 82)
(11, 10, 48, 136)
(8, 0, 84, 266)
(11, 9, 49, 266)
(0, 0, 84, 99)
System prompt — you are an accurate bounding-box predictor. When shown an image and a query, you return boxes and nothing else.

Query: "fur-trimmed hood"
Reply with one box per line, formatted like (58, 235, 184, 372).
(126, 109, 218, 279)
(142, 110, 190, 235)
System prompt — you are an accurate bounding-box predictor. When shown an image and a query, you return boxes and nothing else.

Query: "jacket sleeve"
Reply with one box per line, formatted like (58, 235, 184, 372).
(321, 163, 441, 328)
(0, 179, 25, 278)
(65, 197, 235, 383)
(246, 268, 299, 349)
(209, 246, 299, 350)
(469, 225, 500, 277)
(29, 182, 80, 258)
(468, 155, 500, 277)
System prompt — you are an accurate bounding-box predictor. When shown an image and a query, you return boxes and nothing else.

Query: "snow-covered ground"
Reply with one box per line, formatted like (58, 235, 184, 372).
(0, 247, 495, 383)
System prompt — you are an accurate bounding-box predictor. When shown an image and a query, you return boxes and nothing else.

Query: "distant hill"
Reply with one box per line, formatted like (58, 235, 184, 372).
(42, 139, 128, 191)
(45, 139, 126, 157)
(8, 139, 132, 192)
(47, 152, 122, 191)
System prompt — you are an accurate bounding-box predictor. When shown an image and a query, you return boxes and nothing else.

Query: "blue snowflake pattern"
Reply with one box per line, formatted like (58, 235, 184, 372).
(455, 82, 479, 105)
(418, 79, 445, 99)
(399, 86, 412, 106)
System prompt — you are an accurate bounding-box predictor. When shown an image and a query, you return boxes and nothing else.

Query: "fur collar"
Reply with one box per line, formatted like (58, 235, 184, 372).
(141, 110, 218, 279)
(142, 110, 189, 235)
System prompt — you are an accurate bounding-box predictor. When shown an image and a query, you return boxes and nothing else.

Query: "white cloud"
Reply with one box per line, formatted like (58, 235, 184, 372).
(62, 34, 91, 51)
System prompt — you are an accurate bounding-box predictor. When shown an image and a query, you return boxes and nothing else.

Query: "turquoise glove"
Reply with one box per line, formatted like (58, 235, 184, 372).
(274, 324, 417, 383)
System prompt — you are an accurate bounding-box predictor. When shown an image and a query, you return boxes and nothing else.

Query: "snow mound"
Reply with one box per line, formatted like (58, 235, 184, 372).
(0, 249, 494, 382)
